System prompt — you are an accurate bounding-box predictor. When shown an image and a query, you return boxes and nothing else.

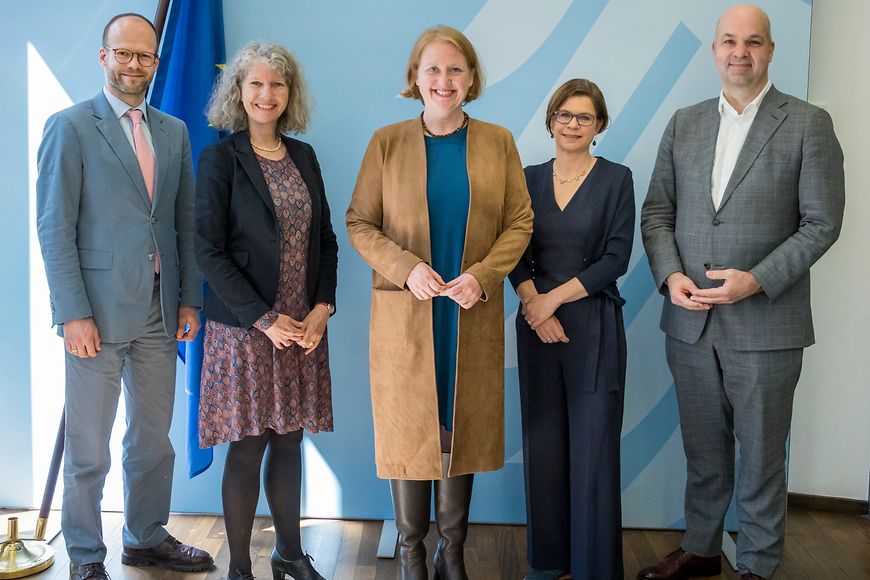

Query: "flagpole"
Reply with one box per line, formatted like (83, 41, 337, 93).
(154, 0, 171, 43)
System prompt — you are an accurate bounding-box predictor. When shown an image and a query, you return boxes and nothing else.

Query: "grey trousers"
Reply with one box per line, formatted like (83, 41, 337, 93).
(62, 281, 178, 565)
(666, 312, 802, 579)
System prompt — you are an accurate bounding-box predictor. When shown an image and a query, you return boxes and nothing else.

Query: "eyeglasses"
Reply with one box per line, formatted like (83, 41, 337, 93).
(104, 47, 158, 67)
(552, 110, 597, 126)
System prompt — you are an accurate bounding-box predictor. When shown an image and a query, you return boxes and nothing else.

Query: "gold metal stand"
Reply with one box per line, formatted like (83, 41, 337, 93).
(0, 409, 66, 578)
(0, 517, 54, 579)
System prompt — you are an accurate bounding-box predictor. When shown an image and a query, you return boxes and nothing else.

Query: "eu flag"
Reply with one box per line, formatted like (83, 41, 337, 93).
(150, 0, 225, 478)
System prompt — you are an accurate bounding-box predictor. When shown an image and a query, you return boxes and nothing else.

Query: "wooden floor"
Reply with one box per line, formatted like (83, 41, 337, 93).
(8, 507, 869, 579)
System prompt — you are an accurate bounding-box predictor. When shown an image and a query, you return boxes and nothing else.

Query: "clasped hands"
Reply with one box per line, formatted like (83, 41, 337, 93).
(666, 269, 762, 311)
(521, 293, 569, 344)
(406, 262, 482, 310)
(263, 304, 329, 355)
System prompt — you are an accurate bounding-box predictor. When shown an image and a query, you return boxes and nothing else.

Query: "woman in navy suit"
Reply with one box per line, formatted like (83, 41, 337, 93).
(195, 42, 337, 580)
(509, 79, 635, 580)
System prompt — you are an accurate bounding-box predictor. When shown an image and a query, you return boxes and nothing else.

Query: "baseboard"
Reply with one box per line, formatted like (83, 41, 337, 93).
(787, 492, 869, 514)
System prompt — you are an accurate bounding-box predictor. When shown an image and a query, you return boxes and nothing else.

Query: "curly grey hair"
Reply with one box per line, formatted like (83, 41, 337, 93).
(206, 42, 310, 134)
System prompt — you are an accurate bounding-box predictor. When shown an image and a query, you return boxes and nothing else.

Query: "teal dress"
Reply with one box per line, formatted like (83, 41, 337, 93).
(424, 127, 469, 431)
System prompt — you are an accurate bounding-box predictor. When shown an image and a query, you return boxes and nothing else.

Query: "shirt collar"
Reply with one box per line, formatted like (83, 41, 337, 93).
(102, 86, 148, 122)
(718, 80, 772, 118)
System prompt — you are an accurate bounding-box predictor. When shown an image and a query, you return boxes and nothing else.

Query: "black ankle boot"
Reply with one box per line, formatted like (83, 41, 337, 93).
(227, 569, 255, 580)
(432, 471, 474, 580)
(390, 479, 432, 580)
(269, 548, 323, 580)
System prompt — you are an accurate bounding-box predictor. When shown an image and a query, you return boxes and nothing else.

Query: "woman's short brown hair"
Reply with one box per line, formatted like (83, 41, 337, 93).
(545, 78, 609, 137)
(400, 26, 485, 104)
(206, 42, 310, 134)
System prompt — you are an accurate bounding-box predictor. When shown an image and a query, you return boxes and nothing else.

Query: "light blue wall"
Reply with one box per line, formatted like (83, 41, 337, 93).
(3, 0, 811, 527)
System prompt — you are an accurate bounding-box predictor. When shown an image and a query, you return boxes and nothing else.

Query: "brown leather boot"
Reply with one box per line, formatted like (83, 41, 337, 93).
(390, 479, 431, 580)
(432, 470, 474, 580)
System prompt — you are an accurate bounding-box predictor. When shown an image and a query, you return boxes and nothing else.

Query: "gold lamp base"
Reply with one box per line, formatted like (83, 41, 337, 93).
(0, 517, 55, 579)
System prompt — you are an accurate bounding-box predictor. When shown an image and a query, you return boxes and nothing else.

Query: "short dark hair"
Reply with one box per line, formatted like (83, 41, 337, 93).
(102, 13, 158, 49)
(545, 78, 609, 137)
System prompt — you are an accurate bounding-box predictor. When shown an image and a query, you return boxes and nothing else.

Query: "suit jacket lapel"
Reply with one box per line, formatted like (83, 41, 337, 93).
(718, 86, 787, 210)
(234, 131, 276, 218)
(92, 92, 152, 208)
(148, 107, 169, 213)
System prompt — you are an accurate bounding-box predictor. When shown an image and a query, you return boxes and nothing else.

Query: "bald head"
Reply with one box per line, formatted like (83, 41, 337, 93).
(712, 3, 775, 108)
(716, 4, 772, 43)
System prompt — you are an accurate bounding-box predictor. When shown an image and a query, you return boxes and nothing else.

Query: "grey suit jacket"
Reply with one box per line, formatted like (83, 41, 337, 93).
(36, 91, 201, 343)
(641, 86, 844, 351)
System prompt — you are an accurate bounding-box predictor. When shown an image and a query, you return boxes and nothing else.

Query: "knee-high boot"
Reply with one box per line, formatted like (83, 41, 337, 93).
(390, 479, 431, 580)
(433, 456, 474, 580)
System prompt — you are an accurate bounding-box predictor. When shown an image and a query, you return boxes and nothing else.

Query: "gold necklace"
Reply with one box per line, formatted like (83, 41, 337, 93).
(422, 112, 469, 138)
(250, 136, 282, 152)
(553, 158, 594, 185)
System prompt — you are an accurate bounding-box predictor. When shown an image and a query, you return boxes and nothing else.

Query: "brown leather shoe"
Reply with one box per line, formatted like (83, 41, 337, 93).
(741, 574, 766, 580)
(70, 562, 110, 580)
(636, 548, 721, 579)
(121, 534, 213, 572)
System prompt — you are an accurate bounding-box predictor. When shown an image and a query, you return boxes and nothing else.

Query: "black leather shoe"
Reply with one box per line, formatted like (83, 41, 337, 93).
(122, 534, 214, 572)
(227, 569, 255, 580)
(270, 548, 324, 580)
(636, 548, 721, 579)
(70, 562, 110, 580)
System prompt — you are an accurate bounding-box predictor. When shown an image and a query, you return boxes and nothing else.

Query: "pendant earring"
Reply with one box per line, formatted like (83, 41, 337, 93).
(592, 138, 597, 147)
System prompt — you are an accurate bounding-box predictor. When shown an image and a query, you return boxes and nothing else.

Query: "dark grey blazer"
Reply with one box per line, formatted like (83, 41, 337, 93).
(641, 86, 844, 351)
(36, 92, 201, 342)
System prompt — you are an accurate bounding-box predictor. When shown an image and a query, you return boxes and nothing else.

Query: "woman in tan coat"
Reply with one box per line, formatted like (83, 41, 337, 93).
(346, 26, 532, 580)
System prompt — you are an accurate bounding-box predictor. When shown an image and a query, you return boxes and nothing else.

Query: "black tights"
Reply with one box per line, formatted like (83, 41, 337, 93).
(222, 429, 304, 574)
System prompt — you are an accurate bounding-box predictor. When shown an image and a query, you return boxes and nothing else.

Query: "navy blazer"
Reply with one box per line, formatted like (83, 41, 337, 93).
(195, 131, 338, 328)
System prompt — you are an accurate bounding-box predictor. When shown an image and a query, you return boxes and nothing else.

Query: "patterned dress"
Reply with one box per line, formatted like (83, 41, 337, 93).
(198, 152, 333, 447)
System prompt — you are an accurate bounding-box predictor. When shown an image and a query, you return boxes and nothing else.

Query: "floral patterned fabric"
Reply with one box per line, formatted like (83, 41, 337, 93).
(199, 152, 333, 447)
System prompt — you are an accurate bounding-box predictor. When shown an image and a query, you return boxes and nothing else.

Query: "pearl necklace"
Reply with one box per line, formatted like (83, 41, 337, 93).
(250, 137, 282, 152)
(422, 112, 469, 138)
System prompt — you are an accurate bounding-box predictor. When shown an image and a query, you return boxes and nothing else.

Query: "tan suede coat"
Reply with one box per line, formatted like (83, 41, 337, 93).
(346, 117, 533, 479)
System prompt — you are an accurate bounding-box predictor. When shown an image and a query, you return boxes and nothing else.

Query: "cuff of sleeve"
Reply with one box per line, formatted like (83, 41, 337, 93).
(749, 265, 780, 302)
(254, 311, 279, 331)
(391, 253, 425, 290)
(465, 263, 495, 302)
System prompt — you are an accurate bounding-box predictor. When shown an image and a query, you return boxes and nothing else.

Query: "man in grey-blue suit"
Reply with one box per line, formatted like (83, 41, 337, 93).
(36, 13, 213, 580)
(639, 5, 844, 580)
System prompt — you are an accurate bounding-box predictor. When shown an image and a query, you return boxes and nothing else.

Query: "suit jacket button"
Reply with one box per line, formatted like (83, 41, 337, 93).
(150, 217, 158, 224)
(712, 218, 720, 226)
(704, 263, 711, 270)
(147, 252, 155, 262)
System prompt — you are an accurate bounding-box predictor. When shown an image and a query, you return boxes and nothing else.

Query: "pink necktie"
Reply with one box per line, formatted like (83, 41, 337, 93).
(125, 109, 155, 200)
(126, 109, 159, 272)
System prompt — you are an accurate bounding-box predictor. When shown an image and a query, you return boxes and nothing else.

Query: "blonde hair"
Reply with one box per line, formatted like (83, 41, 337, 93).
(400, 26, 485, 104)
(206, 42, 310, 134)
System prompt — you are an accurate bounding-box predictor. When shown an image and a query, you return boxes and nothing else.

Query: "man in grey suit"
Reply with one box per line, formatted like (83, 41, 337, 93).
(36, 13, 213, 580)
(638, 4, 844, 580)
